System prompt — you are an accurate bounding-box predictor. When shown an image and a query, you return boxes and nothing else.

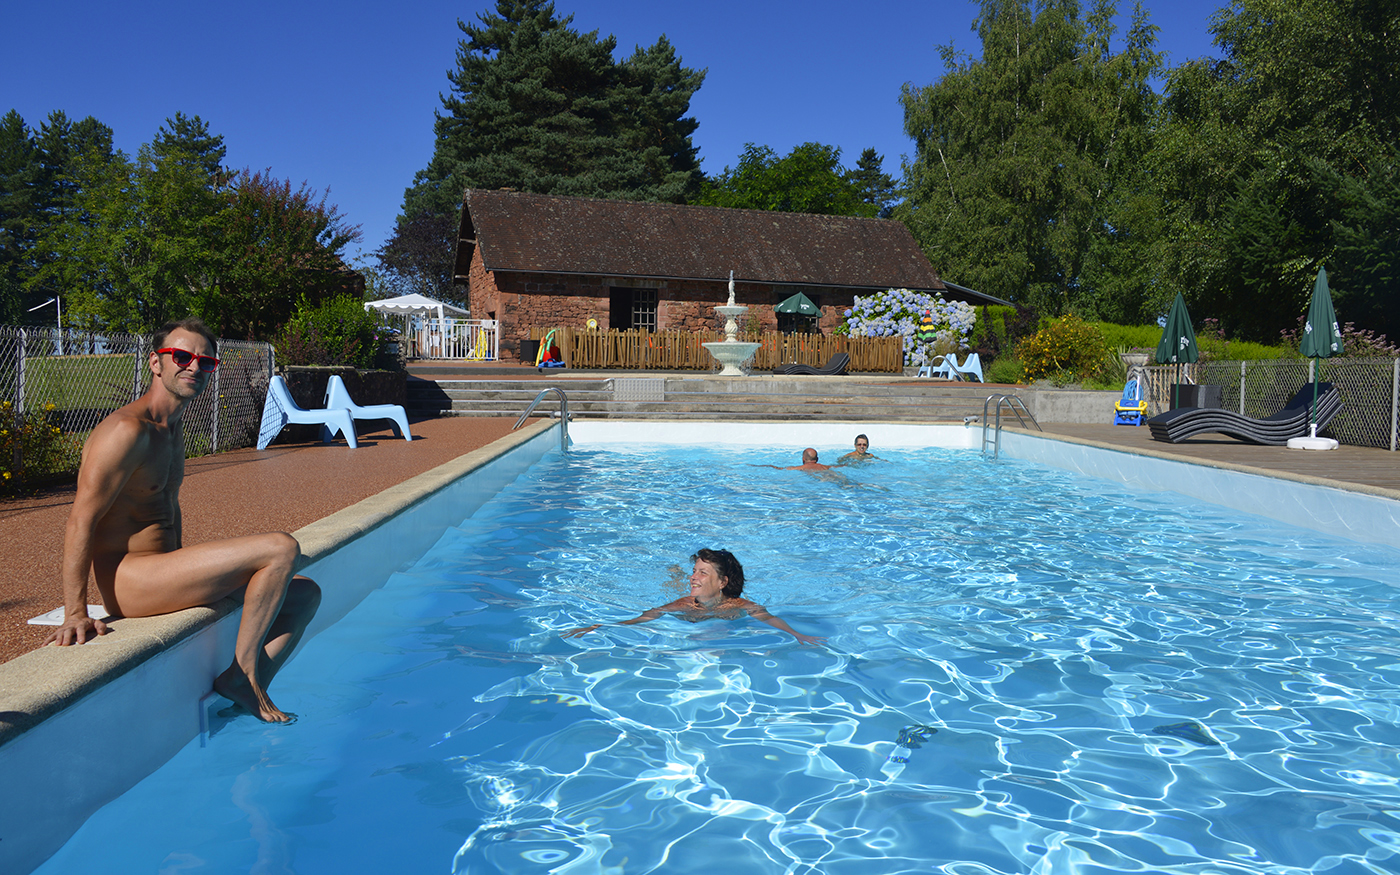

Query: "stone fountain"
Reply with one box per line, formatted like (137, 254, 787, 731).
(702, 271, 761, 376)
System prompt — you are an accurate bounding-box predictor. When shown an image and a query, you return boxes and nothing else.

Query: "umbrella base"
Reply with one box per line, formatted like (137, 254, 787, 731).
(1287, 424, 1338, 450)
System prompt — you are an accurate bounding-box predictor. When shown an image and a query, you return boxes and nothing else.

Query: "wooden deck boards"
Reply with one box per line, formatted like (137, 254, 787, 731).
(1039, 423, 1400, 496)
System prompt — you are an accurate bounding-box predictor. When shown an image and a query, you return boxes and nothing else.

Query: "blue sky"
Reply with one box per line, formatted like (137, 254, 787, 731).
(5, 0, 1226, 258)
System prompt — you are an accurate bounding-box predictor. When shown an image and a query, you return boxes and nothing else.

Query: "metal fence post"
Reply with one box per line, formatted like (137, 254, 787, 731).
(16, 328, 25, 416)
(211, 364, 221, 453)
(1391, 357, 1398, 453)
(1239, 361, 1246, 414)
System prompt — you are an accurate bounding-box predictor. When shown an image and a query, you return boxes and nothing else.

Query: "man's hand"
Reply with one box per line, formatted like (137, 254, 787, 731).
(562, 624, 601, 639)
(45, 614, 109, 646)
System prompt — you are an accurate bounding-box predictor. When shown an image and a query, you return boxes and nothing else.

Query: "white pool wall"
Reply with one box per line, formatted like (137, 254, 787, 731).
(572, 421, 1400, 547)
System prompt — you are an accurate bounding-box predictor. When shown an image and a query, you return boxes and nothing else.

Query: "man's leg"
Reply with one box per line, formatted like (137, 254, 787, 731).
(111, 532, 315, 723)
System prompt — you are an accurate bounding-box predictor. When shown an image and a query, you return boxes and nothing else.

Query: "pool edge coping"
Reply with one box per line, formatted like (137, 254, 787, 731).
(0, 419, 554, 749)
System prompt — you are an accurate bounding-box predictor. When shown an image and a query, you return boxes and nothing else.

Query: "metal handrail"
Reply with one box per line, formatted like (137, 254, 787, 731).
(513, 387, 571, 452)
(980, 394, 1041, 460)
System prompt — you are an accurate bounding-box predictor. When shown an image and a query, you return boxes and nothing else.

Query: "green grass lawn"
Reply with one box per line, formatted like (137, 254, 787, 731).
(21, 354, 141, 410)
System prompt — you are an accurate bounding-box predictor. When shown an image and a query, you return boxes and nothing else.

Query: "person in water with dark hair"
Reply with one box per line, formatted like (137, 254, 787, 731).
(563, 548, 825, 646)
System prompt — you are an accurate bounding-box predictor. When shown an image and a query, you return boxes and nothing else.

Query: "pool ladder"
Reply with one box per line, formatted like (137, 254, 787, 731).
(513, 387, 572, 452)
(980, 394, 1041, 460)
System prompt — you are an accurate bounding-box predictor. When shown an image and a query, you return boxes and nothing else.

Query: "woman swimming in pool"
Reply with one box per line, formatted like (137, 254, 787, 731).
(563, 548, 826, 646)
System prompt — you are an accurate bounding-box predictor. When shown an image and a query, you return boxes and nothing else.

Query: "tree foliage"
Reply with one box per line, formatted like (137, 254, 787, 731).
(199, 170, 361, 339)
(374, 210, 463, 304)
(697, 142, 886, 217)
(898, 0, 1163, 321)
(6, 110, 360, 338)
(1152, 0, 1400, 340)
(403, 0, 706, 222)
(0, 110, 118, 323)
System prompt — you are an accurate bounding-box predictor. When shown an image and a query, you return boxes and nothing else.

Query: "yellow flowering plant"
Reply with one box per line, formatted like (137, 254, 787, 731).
(0, 400, 81, 496)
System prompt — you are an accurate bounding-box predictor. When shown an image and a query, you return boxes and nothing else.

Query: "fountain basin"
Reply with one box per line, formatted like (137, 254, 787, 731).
(703, 341, 760, 376)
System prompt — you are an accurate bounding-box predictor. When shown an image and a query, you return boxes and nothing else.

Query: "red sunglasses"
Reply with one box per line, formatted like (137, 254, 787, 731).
(156, 347, 221, 373)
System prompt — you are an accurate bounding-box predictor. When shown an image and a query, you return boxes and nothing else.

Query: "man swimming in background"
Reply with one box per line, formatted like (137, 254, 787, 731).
(763, 447, 831, 471)
(563, 549, 825, 646)
(45, 318, 321, 724)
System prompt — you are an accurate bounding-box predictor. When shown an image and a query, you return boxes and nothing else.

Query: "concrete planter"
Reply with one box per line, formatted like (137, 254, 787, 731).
(278, 366, 407, 442)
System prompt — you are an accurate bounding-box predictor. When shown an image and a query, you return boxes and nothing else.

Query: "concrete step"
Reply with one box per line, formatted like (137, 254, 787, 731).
(404, 373, 999, 421)
(403, 373, 1120, 425)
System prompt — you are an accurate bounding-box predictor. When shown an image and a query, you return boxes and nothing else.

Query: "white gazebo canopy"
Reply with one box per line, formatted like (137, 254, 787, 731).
(364, 293, 469, 321)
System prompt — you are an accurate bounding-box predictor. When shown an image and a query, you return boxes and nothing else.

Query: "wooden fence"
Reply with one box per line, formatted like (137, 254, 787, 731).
(529, 327, 905, 373)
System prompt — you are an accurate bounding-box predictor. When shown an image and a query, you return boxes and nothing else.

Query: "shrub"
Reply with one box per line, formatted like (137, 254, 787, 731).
(837, 288, 976, 367)
(1279, 316, 1398, 358)
(274, 295, 384, 368)
(985, 356, 1025, 384)
(1096, 320, 1294, 361)
(969, 304, 1039, 362)
(1017, 315, 1112, 384)
(0, 401, 81, 495)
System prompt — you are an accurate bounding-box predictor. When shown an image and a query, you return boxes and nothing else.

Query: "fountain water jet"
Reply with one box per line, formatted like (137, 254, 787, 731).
(703, 271, 761, 376)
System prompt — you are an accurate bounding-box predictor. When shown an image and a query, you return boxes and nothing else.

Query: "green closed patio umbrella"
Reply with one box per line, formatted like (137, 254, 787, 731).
(774, 292, 819, 316)
(1155, 291, 1199, 409)
(1298, 265, 1344, 437)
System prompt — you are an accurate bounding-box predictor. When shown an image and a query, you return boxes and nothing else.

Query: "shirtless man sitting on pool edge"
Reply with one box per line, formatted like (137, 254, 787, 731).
(564, 548, 825, 646)
(46, 318, 321, 724)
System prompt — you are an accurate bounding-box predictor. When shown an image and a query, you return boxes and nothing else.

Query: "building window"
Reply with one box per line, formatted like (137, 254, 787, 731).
(611, 287, 657, 331)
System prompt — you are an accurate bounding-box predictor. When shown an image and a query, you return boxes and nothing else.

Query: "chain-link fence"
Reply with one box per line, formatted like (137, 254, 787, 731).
(1143, 357, 1400, 451)
(0, 326, 274, 484)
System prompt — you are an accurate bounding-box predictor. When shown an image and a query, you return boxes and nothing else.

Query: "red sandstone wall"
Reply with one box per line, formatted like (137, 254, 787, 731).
(466, 253, 856, 361)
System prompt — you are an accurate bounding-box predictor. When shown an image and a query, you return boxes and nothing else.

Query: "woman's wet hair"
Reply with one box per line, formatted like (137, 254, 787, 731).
(693, 548, 744, 598)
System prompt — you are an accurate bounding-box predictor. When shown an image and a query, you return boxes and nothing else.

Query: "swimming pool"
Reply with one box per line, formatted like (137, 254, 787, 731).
(31, 433, 1400, 874)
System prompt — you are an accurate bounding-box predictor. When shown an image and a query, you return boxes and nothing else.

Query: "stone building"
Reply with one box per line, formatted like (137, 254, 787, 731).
(453, 189, 1004, 361)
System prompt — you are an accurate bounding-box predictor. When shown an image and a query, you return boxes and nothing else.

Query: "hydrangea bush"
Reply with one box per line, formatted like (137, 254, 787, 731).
(835, 288, 976, 367)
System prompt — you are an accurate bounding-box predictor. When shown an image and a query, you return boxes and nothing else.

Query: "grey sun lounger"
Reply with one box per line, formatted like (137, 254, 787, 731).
(772, 352, 851, 376)
(1147, 383, 1342, 445)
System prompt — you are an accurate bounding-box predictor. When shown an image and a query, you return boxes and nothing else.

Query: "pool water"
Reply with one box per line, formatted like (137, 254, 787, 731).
(36, 445, 1400, 874)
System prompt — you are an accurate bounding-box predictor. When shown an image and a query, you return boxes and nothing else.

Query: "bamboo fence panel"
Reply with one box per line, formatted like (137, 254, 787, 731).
(530, 328, 904, 372)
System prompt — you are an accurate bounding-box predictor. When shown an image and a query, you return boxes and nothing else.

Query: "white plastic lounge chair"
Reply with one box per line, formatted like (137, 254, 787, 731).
(257, 375, 358, 450)
(324, 374, 412, 441)
(917, 355, 957, 379)
(920, 353, 982, 381)
(955, 353, 985, 382)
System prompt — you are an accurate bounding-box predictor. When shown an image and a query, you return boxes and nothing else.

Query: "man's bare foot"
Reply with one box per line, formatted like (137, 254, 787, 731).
(214, 667, 296, 724)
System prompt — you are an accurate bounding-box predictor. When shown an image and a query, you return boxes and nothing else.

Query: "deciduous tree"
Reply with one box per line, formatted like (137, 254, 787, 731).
(697, 142, 874, 217)
(898, 0, 1162, 320)
(1153, 0, 1400, 340)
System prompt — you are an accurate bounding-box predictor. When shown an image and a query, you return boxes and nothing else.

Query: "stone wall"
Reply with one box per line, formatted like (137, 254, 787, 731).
(465, 243, 856, 362)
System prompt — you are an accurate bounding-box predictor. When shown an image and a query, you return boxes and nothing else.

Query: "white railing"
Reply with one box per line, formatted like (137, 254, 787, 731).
(407, 319, 499, 361)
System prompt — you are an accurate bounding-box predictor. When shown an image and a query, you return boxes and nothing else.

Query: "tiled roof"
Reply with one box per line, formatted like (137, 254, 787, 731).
(456, 189, 946, 291)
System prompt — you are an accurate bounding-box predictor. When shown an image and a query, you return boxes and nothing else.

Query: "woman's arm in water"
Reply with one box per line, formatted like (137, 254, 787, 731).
(743, 602, 826, 646)
(562, 601, 682, 638)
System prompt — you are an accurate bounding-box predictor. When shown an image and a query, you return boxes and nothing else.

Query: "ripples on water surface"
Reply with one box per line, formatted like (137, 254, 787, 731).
(38, 446, 1400, 874)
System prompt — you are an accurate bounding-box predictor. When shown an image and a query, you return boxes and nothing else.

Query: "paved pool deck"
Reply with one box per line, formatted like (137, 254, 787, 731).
(1, 416, 1395, 666)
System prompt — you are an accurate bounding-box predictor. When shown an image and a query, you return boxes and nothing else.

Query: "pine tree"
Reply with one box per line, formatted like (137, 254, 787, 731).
(848, 148, 897, 218)
(402, 0, 705, 222)
(0, 111, 39, 322)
